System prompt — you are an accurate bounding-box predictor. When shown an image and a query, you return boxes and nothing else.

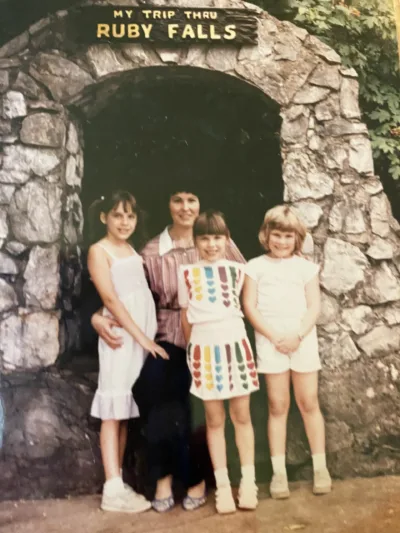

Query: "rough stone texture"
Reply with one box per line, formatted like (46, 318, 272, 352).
(0, 251, 18, 274)
(13, 71, 43, 99)
(293, 85, 330, 105)
(86, 44, 133, 78)
(360, 263, 400, 305)
(0, 70, 9, 93)
(367, 238, 394, 260)
(349, 136, 374, 175)
(370, 194, 390, 238)
(2, 144, 60, 177)
(5, 241, 28, 256)
(65, 155, 81, 187)
(357, 325, 400, 359)
(342, 305, 375, 336)
(20, 113, 66, 148)
(292, 201, 323, 228)
(281, 106, 309, 144)
(29, 53, 94, 102)
(8, 181, 62, 244)
(283, 152, 334, 201)
(340, 78, 361, 119)
(23, 245, 59, 309)
(309, 63, 341, 90)
(317, 292, 340, 330)
(0, 32, 29, 58)
(0, 313, 59, 371)
(0, 278, 18, 312)
(66, 122, 79, 154)
(1, 90, 27, 118)
(319, 331, 361, 369)
(321, 238, 368, 296)
(0, 369, 102, 500)
(206, 47, 237, 72)
(0, 184, 15, 204)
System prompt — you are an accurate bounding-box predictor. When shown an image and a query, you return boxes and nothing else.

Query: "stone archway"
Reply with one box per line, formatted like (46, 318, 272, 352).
(0, 0, 400, 499)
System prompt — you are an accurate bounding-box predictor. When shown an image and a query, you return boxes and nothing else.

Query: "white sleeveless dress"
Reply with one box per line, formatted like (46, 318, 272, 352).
(90, 244, 157, 420)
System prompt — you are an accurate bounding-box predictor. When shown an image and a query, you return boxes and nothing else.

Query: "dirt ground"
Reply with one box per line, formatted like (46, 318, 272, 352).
(1, 476, 400, 533)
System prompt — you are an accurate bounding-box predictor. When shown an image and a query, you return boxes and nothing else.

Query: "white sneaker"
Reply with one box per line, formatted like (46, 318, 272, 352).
(270, 473, 290, 499)
(101, 486, 151, 513)
(123, 483, 148, 502)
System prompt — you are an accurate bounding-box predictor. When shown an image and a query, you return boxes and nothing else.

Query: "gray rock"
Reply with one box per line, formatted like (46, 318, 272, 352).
(23, 245, 59, 310)
(342, 305, 374, 336)
(0, 32, 29, 58)
(340, 67, 358, 78)
(2, 144, 60, 177)
(366, 238, 394, 260)
(86, 44, 133, 78)
(293, 85, 330, 105)
(283, 152, 334, 201)
(362, 178, 383, 196)
(349, 136, 374, 175)
(20, 113, 66, 148)
(0, 251, 18, 274)
(206, 47, 237, 72)
(63, 193, 84, 245)
(0, 118, 11, 135)
(291, 201, 323, 228)
(0, 278, 18, 312)
(344, 208, 366, 234)
(357, 326, 400, 358)
(361, 263, 400, 305)
(321, 118, 368, 137)
(281, 112, 309, 144)
(323, 142, 348, 170)
(155, 48, 183, 64)
(65, 156, 80, 187)
(5, 241, 28, 256)
(29, 53, 93, 102)
(2, 90, 27, 119)
(306, 35, 341, 64)
(9, 181, 62, 244)
(321, 238, 368, 296)
(383, 305, 400, 326)
(0, 184, 15, 204)
(320, 331, 360, 369)
(370, 195, 390, 238)
(0, 70, 9, 93)
(13, 72, 43, 99)
(0, 208, 7, 240)
(0, 312, 59, 371)
(315, 93, 340, 122)
(317, 292, 340, 328)
(121, 43, 161, 67)
(66, 123, 80, 155)
(0, 169, 30, 184)
(309, 63, 341, 90)
(325, 421, 354, 453)
(340, 78, 361, 119)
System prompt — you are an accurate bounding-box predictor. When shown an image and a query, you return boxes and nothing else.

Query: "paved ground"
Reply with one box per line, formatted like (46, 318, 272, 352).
(1, 476, 400, 533)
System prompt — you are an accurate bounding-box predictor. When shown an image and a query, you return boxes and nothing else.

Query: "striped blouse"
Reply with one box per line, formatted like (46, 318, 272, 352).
(141, 227, 245, 349)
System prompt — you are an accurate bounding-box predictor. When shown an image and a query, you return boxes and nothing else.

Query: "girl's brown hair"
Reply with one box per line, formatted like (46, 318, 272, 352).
(193, 210, 230, 240)
(88, 190, 147, 249)
(259, 205, 306, 254)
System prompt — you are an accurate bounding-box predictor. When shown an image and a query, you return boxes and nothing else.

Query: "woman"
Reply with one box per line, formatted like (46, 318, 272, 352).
(92, 187, 244, 512)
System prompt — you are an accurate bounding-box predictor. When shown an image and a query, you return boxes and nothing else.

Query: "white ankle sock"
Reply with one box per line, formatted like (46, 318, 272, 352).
(104, 476, 124, 495)
(214, 467, 230, 488)
(312, 453, 327, 471)
(271, 455, 286, 476)
(241, 464, 256, 483)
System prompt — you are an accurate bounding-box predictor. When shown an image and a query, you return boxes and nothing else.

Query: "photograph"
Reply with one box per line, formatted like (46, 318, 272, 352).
(0, 1, 400, 532)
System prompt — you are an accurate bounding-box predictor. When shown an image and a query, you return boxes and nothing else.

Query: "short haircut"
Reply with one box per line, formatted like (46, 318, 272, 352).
(193, 210, 230, 239)
(259, 205, 306, 254)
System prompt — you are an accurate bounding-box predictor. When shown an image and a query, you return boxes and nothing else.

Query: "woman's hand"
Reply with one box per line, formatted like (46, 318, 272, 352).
(141, 337, 170, 360)
(91, 313, 123, 349)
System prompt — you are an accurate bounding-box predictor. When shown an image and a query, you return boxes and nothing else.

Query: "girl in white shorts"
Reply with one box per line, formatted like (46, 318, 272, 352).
(243, 205, 332, 499)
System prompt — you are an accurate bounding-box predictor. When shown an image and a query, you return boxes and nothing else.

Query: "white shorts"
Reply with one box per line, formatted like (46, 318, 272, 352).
(256, 318, 321, 374)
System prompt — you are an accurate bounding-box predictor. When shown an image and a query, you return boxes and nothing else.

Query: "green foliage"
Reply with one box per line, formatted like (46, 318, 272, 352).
(255, 0, 400, 182)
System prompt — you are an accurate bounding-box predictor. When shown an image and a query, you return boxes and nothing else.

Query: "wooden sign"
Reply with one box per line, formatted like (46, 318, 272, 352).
(69, 6, 258, 45)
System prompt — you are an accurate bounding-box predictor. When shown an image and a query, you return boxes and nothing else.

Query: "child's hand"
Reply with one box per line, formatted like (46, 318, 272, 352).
(276, 333, 301, 355)
(92, 314, 123, 349)
(141, 337, 170, 360)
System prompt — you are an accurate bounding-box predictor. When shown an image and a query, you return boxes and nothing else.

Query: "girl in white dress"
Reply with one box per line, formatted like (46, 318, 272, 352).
(178, 211, 259, 515)
(88, 190, 168, 513)
(243, 205, 332, 500)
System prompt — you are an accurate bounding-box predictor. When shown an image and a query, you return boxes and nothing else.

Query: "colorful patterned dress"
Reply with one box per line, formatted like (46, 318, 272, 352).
(178, 260, 259, 401)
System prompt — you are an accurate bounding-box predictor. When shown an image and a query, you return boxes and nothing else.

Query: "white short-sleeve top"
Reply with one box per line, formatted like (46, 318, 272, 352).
(246, 255, 319, 321)
(178, 260, 245, 324)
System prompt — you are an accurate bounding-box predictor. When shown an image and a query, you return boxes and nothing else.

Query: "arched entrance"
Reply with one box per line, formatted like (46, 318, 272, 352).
(0, 0, 399, 499)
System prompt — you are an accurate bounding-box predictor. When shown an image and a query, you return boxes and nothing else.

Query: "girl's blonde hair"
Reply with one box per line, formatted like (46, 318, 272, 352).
(259, 205, 306, 254)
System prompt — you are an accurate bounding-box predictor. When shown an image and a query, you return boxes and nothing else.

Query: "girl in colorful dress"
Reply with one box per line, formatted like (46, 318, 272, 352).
(88, 190, 168, 513)
(243, 205, 332, 499)
(178, 210, 259, 514)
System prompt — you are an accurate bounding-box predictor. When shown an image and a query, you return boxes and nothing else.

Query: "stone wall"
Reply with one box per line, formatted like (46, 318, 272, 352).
(0, 0, 399, 499)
